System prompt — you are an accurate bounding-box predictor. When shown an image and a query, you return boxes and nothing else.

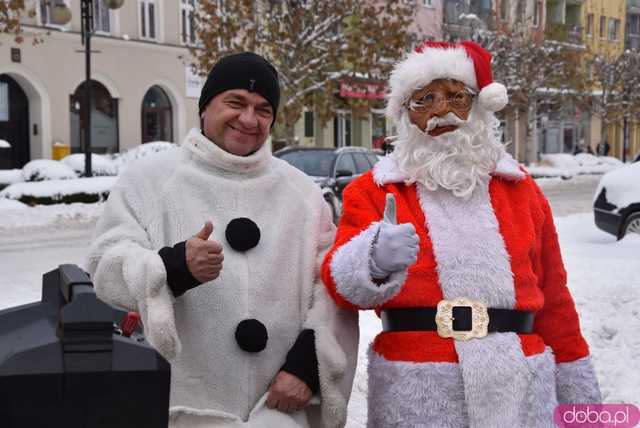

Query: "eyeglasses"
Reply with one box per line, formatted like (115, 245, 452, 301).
(405, 89, 476, 113)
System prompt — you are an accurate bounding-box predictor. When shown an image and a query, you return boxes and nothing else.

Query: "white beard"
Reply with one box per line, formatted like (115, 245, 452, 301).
(392, 105, 506, 199)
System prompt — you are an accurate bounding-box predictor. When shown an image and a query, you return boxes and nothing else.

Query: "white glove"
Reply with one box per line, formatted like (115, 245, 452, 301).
(370, 193, 420, 279)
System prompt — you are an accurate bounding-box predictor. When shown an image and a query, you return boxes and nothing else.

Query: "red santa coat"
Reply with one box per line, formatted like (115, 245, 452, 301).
(321, 154, 600, 427)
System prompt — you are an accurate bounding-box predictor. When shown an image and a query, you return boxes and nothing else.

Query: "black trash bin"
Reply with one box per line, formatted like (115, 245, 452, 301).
(0, 264, 171, 428)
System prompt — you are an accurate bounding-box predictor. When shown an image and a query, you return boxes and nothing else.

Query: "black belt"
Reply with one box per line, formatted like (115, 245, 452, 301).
(381, 306, 535, 334)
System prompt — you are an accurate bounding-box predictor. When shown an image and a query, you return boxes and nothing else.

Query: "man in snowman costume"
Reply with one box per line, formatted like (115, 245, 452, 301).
(88, 52, 358, 427)
(322, 41, 600, 427)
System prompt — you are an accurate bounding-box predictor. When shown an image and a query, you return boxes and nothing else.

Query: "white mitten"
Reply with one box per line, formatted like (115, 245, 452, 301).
(370, 193, 420, 279)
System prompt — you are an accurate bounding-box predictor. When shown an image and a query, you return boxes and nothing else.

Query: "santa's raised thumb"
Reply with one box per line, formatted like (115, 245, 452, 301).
(383, 193, 398, 225)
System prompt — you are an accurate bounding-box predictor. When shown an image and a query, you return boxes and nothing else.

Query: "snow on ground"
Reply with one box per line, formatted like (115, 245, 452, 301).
(0, 198, 28, 210)
(526, 153, 623, 179)
(0, 202, 103, 238)
(0, 188, 638, 426)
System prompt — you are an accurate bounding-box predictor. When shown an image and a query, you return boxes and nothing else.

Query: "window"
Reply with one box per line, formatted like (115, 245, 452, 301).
(423, 0, 434, 7)
(141, 86, 173, 143)
(586, 14, 593, 36)
(181, 0, 198, 45)
(139, 0, 156, 40)
(533, 1, 541, 27)
(629, 14, 640, 35)
(304, 111, 314, 138)
(352, 153, 371, 175)
(93, 0, 110, 33)
(608, 18, 620, 41)
(599, 16, 606, 38)
(39, 0, 69, 26)
(516, 0, 524, 24)
(366, 153, 380, 167)
(500, 0, 508, 21)
(334, 154, 356, 177)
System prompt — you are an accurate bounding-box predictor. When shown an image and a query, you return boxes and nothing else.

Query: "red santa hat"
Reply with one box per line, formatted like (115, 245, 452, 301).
(386, 40, 508, 123)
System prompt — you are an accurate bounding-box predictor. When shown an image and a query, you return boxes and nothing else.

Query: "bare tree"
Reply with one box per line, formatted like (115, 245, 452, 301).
(192, 0, 412, 146)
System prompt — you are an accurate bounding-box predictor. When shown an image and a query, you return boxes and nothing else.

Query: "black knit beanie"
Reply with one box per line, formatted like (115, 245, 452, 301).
(198, 52, 280, 123)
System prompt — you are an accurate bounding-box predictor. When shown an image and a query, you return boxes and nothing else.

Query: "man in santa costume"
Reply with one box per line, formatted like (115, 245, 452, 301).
(321, 41, 601, 427)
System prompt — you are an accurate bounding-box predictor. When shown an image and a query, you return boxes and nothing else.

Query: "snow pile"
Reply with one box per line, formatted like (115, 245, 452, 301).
(21, 159, 77, 182)
(594, 162, 640, 209)
(0, 139, 11, 148)
(526, 153, 624, 179)
(0, 198, 27, 210)
(0, 169, 24, 186)
(111, 141, 176, 173)
(0, 176, 116, 202)
(61, 153, 118, 177)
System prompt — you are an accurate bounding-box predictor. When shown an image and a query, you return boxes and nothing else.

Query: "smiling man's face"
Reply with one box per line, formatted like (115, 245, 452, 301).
(201, 89, 274, 156)
(407, 79, 473, 136)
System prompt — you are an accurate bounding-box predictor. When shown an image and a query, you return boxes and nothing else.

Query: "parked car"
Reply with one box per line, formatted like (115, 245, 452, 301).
(593, 161, 640, 239)
(274, 146, 382, 222)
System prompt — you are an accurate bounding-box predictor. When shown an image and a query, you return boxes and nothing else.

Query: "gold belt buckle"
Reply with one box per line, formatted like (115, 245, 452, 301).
(435, 297, 489, 341)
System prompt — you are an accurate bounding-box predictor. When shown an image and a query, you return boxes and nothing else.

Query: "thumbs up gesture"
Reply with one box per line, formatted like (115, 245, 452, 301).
(186, 221, 224, 284)
(370, 194, 420, 279)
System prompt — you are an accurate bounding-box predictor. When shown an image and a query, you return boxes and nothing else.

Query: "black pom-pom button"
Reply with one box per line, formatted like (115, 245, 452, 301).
(225, 217, 261, 252)
(235, 319, 268, 353)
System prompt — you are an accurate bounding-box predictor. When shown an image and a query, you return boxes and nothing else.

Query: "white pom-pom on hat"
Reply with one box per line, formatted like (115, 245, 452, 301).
(478, 82, 508, 112)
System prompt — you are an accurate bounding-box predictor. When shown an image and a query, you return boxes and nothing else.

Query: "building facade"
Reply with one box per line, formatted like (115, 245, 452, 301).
(581, 0, 635, 160)
(0, 0, 201, 169)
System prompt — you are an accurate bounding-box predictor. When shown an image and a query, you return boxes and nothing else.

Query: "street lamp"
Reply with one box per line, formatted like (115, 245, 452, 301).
(50, 0, 125, 177)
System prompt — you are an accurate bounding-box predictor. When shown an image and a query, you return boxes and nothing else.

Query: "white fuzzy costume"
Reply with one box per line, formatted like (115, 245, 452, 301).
(86, 128, 359, 427)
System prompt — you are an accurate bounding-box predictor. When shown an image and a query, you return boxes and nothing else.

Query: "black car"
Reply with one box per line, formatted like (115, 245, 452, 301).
(593, 161, 640, 239)
(274, 146, 382, 222)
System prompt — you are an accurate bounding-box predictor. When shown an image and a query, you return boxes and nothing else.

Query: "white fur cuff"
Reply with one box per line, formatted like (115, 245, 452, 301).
(123, 250, 181, 360)
(556, 356, 602, 404)
(329, 222, 407, 308)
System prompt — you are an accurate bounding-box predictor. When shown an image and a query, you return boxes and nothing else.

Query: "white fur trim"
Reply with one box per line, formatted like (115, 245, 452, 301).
(169, 393, 310, 427)
(304, 259, 359, 428)
(387, 47, 477, 123)
(556, 356, 602, 404)
(367, 346, 558, 427)
(416, 182, 556, 426)
(122, 247, 181, 361)
(494, 152, 526, 181)
(372, 152, 525, 185)
(478, 82, 508, 112)
(456, 335, 556, 427)
(416, 182, 516, 307)
(372, 155, 406, 186)
(329, 222, 408, 308)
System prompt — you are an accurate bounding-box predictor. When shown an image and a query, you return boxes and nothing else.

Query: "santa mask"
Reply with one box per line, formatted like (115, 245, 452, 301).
(386, 41, 510, 198)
